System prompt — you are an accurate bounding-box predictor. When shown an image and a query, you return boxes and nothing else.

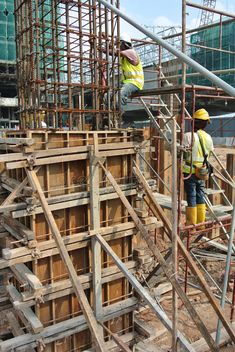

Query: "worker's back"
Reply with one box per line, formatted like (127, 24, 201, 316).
(183, 129, 214, 174)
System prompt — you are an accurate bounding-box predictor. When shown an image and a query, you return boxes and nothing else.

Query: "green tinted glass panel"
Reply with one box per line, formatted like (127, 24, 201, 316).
(188, 21, 235, 87)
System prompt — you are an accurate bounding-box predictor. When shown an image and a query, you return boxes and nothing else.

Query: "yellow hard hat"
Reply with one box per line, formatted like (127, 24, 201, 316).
(193, 108, 210, 123)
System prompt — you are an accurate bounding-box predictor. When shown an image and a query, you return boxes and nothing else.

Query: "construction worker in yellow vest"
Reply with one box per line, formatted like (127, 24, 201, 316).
(119, 33, 144, 113)
(183, 108, 214, 226)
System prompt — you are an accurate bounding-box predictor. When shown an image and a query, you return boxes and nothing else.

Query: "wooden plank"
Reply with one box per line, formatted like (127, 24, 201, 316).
(26, 169, 107, 352)
(90, 136, 103, 321)
(7, 183, 138, 218)
(99, 322, 132, 352)
(5, 312, 36, 351)
(1, 176, 32, 196)
(0, 228, 142, 269)
(11, 264, 43, 292)
(6, 311, 25, 337)
(2, 221, 146, 261)
(17, 261, 138, 307)
(133, 164, 235, 345)
(95, 233, 194, 352)
(7, 285, 43, 334)
(5, 149, 136, 170)
(0, 297, 138, 352)
(192, 322, 235, 352)
(0, 142, 137, 163)
(6, 153, 89, 169)
(2, 216, 35, 241)
(100, 162, 219, 352)
(1, 167, 39, 208)
(84, 332, 135, 352)
(0, 138, 34, 146)
(146, 249, 172, 287)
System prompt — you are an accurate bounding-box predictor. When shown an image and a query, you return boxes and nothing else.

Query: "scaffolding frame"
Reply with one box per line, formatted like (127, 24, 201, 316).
(14, 0, 121, 130)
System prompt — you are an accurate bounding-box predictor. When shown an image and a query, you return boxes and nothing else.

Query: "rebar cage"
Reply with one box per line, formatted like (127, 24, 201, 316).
(14, 0, 121, 130)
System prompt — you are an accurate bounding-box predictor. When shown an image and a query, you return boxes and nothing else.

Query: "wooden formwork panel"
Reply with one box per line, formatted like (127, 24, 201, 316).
(2, 130, 140, 351)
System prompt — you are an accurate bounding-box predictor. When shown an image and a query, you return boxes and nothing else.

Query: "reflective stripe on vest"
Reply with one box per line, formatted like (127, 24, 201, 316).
(183, 130, 212, 174)
(121, 56, 144, 90)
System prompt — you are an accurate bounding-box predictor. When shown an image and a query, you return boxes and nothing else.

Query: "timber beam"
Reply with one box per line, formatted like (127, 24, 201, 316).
(2, 144, 140, 170)
(10, 264, 43, 299)
(95, 233, 194, 352)
(0, 137, 34, 146)
(133, 164, 235, 345)
(100, 162, 221, 352)
(2, 215, 35, 243)
(0, 175, 32, 197)
(5, 311, 36, 352)
(0, 218, 161, 267)
(26, 168, 107, 352)
(0, 297, 138, 352)
(9, 260, 140, 309)
(7, 285, 43, 334)
(0, 182, 141, 217)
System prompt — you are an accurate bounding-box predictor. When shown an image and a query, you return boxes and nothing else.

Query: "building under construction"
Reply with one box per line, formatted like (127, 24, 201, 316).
(0, 1, 235, 352)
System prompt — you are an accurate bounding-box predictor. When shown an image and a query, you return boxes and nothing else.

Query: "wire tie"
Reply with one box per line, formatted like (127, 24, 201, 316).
(170, 271, 178, 279)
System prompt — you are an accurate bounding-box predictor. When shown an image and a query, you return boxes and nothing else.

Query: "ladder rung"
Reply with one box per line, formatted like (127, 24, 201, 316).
(211, 205, 233, 213)
(205, 188, 225, 195)
(149, 103, 167, 107)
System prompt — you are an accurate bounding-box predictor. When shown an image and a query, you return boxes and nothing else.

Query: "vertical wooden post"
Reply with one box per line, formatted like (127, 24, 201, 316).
(26, 168, 107, 352)
(90, 134, 103, 321)
(226, 154, 235, 204)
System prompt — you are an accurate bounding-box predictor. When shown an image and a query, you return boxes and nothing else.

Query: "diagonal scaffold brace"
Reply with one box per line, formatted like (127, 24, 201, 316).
(95, 232, 194, 352)
(98, 161, 219, 352)
(25, 168, 107, 352)
(132, 163, 235, 346)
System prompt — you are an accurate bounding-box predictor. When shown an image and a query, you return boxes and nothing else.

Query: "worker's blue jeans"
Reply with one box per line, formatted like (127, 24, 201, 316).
(120, 83, 139, 112)
(184, 174, 205, 207)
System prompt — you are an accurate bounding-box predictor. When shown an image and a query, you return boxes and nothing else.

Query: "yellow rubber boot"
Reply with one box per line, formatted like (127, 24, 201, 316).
(186, 207, 197, 226)
(197, 203, 206, 227)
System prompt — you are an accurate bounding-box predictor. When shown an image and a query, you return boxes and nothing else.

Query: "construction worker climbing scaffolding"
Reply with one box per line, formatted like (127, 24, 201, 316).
(119, 33, 144, 114)
(100, 32, 144, 127)
(183, 108, 214, 226)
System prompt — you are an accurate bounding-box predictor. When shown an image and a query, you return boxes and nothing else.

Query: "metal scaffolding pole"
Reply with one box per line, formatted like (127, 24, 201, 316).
(216, 202, 235, 344)
(97, 0, 235, 98)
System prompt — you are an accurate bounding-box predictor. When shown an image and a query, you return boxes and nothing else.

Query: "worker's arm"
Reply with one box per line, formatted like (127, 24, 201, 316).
(120, 49, 139, 66)
(182, 132, 193, 159)
(208, 135, 214, 158)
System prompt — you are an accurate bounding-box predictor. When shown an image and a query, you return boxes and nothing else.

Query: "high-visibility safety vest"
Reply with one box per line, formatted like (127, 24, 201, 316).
(121, 56, 144, 90)
(183, 129, 214, 174)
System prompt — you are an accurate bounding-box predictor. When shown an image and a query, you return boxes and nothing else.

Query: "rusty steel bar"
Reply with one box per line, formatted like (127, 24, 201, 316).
(15, 0, 121, 130)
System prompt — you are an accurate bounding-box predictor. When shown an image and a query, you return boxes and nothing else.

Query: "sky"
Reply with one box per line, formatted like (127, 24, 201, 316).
(120, 0, 235, 38)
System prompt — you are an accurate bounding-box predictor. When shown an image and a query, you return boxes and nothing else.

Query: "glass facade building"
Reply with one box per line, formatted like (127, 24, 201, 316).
(0, 0, 15, 61)
(187, 20, 235, 87)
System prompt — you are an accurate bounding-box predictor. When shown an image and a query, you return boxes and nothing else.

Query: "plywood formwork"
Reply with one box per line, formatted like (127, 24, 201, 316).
(0, 129, 154, 351)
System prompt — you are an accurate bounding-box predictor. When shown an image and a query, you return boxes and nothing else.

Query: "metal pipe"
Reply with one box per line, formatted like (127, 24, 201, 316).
(187, 43, 235, 55)
(137, 152, 172, 193)
(216, 201, 235, 344)
(97, 0, 235, 97)
(195, 94, 235, 100)
(212, 151, 235, 185)
(172, 118, 178, 352)
(163, 18, 234, 41)
(153, 68, 235, 82)
(186, 1, 235, 19)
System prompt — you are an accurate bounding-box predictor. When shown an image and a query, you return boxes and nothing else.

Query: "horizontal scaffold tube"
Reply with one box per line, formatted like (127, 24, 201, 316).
(97, 0, 235, 98)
